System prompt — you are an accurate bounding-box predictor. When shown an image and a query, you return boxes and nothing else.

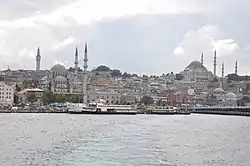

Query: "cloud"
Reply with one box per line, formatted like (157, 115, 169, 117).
(51, 37, 76, 51)
(173, 47, 184, 56)
(0, 0, 249, 76)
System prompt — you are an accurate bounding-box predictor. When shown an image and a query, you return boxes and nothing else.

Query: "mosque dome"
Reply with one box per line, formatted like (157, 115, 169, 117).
(51, 64, 66, 71)
(214, 88, 225, 93)
(55, 76, 67, 83)
(189, 61, 202, 66)
(226, 92, 237, 101)
(184, 60, 208, 72)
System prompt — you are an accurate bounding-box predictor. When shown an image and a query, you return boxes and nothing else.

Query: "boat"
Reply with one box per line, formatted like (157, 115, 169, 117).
(145, 106, 177, 115)
(68, 102, 138, 115)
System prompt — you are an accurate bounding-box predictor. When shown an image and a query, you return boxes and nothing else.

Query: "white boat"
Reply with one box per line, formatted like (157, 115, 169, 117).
(67, 102, 87, 113)
(68, 102, 137, 115)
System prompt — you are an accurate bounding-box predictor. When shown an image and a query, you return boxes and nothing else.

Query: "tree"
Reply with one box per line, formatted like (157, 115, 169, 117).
(55, 94, 68, 103)
(26, 93, 37, 104)
(15, 84, 21, 92)
(14, 94, 19, 104)
(132, 73, 138, 77)
(175, 74, 184, 80)
(111, 69, 122, 78)
(141, 96, 154, 105)
(42, 91, 56, 104)
(242, 96, 250, 103)
(69, 95, 80, 103)
(122, 72, 131, 79)
(94, 65, 110, 71)
(48, 81, 52, 91)
(156, 99, 163, 106)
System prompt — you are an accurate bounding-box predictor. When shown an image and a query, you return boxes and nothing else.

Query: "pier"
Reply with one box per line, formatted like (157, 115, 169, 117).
(180, 106, 250, 117)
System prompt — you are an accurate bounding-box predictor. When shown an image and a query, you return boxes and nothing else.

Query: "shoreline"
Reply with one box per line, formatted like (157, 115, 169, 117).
(0, 110, 250, 117)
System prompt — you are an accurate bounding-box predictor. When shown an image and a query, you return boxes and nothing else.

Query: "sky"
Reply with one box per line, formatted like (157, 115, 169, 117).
(0, 0, 249, 76)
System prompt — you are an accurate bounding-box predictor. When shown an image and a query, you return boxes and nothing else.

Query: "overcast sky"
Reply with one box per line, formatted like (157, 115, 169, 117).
(0, 0, 249, 75)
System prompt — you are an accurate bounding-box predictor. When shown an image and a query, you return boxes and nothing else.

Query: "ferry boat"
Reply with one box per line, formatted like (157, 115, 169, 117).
(145, 106, 178, 115)
(67, 102, 137, 115)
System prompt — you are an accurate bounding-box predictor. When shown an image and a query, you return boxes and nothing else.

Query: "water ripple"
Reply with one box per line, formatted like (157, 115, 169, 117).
(0, 114, 249, 166)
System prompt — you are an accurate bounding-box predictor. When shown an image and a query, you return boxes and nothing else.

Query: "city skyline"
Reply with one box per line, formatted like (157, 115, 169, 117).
(0, 0, 249, 75)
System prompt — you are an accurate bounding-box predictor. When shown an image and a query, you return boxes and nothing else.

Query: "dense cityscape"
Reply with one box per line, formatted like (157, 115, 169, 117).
(0, 44, 250, 110)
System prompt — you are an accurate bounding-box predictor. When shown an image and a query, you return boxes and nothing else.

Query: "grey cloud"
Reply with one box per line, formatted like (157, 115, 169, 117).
(0, 0, 250, 76)
(0, 0, 76, 20)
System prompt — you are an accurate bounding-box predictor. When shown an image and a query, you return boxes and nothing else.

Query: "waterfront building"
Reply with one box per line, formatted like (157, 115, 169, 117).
(89, 91, 121, 104)
(0, 81, 15, 106)
(17, 88, 44, 105)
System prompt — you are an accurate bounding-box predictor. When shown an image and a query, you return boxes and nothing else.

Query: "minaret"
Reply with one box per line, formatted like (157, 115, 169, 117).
(74, 47, 79, 75)
(213, 50, 217, 76)
(201, 52, 204, 65)
(222, 62, 224, 78)
(235, 61, 238, 75)
(220, 62, 224, 89)
(83, 43, 88, 104)
(36, 46, 41, 71)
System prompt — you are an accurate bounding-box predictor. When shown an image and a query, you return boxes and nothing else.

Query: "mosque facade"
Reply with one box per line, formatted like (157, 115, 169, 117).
(37, 45, 88, 95)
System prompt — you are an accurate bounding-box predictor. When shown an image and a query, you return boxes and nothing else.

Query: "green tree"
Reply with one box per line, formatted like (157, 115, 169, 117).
(94, 65, 110, 71)
(111, 69, 122, 78)
(55, 94, 68, 103)
(26, 93, 37, 104)
(122, 72, 131, 79)
(141, 95, 154, 105)
(15, 84, 21, 92)
(42, 91, 56, 104)
(14, 94, 19, 104)
(132, 73, 138, 77)
(69, 95, 80, 103)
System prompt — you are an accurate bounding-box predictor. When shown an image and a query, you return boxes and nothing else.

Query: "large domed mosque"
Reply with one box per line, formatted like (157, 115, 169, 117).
(179, 52, 216, 82)
(38, 45, 89, 94)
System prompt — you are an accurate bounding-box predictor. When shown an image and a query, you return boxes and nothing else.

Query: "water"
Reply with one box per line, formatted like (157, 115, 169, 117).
(0, 114, 249, 166)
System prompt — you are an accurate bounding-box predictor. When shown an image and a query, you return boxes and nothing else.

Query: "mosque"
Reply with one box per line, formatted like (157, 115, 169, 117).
(179, 50, 239, 106)
(180, 50, 238, 83)
(35, 44, 89, 103)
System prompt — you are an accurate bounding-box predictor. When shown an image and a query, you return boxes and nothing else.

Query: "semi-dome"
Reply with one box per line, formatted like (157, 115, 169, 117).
(214, 88, 225, 93)
(51, 64, 66, 71)
(226, 92, 237, 101)
(55, 76, 67, 82)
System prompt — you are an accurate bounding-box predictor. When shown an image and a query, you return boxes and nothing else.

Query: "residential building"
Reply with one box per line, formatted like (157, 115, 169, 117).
(0, 81, 15, 106)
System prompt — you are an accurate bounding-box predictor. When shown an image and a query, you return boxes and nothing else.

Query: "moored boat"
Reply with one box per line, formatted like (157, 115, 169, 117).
(67, 102, 137, 115)
(145, 106, 177, 115)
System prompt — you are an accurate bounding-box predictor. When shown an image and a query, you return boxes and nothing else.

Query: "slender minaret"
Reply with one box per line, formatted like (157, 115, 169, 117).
(220, 62, 224, 89)
(74, 47, 79, 75)
(222, 62, 224, 78)
(201, 52, 204, 65)
(83, 43, 88, 104)
(36, 46, 41, 71)
(235, 61, 238, 75)
(213, 50, 217, 76)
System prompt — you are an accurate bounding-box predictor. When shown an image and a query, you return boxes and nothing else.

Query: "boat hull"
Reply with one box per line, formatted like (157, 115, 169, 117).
(69, 111, 137, 115)
(147, 111, 176, 115)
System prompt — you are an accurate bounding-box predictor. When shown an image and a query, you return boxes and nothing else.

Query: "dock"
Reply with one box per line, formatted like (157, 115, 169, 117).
(180, 106, 250, 117)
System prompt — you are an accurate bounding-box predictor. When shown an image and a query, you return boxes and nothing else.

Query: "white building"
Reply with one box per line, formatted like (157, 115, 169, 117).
(0, 81, 15, 106)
